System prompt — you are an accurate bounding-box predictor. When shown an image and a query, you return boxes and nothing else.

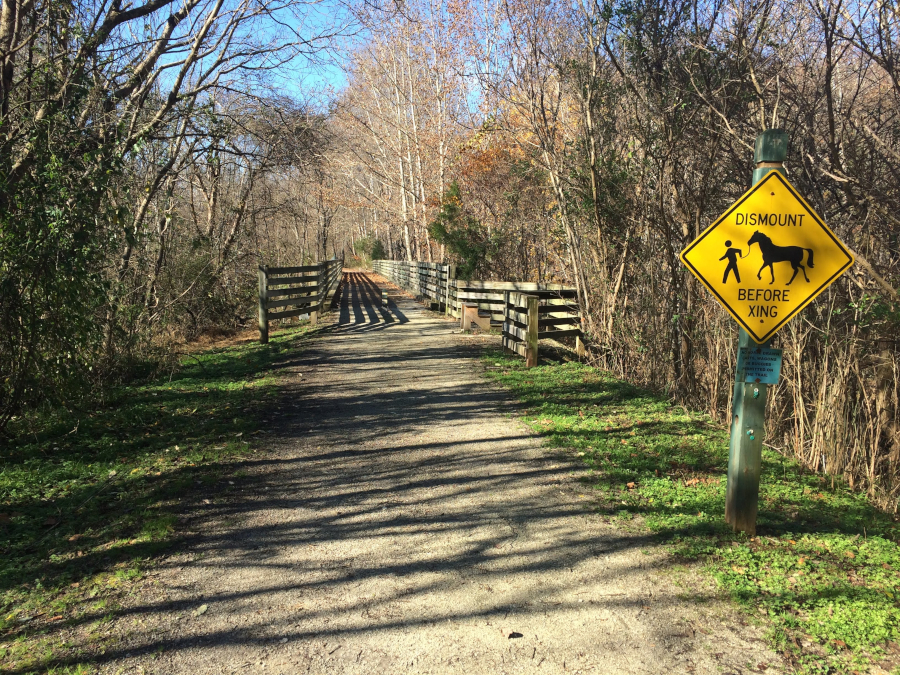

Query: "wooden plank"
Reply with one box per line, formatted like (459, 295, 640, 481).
(460, 280, 571, 291)
(267, 274, 319, 285)
(457, 291, 507, 302)
(266, 287, 317, 299)
(267, 265, 320, 275)
(531, 290, 577, 299)
(268, 307, 313, 321)
(507, 293, 531, 310)
(538, 328, 583, 339)
(537, 316, 580, 327)
(504, 322, 528, 341)
(267, 294, 320, 310)
(502, 335, 526, 357)
(537, 304, 579, 314)
(505, 309, 530, 324)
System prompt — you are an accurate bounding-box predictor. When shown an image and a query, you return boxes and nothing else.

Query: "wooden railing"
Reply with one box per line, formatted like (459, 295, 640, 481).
(502, 291, 584, 366)
(371, 259, 583, 366)
(371, 260, 454, 312)
(257, 257, 343, 343)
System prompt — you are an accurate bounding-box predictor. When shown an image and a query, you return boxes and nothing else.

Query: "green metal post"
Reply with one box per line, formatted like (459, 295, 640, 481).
(724, 129, 787, 535)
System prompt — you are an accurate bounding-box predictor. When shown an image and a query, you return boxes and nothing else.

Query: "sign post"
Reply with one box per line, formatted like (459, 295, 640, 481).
(726, 327, 770, 534)
(726, 131, 785, 534)
(680, 129, 854, 534)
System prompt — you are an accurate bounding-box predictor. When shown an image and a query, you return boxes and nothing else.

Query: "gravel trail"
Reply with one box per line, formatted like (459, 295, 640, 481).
(100, 270, 780, 675)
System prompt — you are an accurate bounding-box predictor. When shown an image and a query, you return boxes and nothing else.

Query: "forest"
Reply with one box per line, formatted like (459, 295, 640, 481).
(1, 0, 899, 510)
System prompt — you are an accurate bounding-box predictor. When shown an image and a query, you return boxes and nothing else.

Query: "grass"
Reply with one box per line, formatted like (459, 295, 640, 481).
(483, 349, 900, 675)
(0, 324, 314, 674)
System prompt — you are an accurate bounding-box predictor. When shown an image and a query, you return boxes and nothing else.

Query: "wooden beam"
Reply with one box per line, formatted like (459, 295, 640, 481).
(258, 266, 268, 344)
(525, 295, 539, 368)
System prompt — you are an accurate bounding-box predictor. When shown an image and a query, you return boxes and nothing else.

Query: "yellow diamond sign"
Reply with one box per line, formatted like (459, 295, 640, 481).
(681, 172, 854, 343)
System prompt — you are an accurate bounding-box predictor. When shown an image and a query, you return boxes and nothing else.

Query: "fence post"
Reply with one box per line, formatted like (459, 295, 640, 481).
(576, 328, 586, 359)
(525, 294, 539, 368)
(446, 264, 456, 316)
(502, 291, 511, 353)
(310, 263, 321, 325)
(258, 265, 269, 344)
(430, 264, 439, 311)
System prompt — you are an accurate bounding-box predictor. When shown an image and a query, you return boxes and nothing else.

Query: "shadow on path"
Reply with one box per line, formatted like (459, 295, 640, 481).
(52, 271, 781, 675)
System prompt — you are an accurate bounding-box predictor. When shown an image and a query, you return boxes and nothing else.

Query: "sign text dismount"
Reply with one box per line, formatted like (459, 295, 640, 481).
(680, 172, 854, 343)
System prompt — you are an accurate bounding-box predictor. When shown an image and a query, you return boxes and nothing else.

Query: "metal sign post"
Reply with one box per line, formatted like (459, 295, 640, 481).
(681, 130, 854, 535)
(725, 131, 785, 534)
(725, 327, 771, 534)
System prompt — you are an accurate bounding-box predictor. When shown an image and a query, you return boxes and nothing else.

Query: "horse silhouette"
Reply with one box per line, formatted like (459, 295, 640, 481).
(747, 231, 814, 285)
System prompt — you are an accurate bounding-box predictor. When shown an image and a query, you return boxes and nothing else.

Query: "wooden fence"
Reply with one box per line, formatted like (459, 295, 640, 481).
(258, 257, 343, 343)
(371, 259, 583, 366)
(371, 260, 454, 312)
(502, 291, 585, 366)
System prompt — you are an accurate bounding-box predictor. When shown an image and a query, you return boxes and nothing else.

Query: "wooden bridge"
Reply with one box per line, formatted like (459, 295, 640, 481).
(372, 259, 585, 366)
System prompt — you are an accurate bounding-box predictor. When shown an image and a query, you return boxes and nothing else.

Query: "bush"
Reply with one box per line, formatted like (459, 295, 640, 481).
(0, 109, 123, 432)
(354, 236, 386, 265)
(428, 181, 494, 279)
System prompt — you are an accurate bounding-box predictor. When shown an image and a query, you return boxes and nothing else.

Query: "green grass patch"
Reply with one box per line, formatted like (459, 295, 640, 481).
(0, 325, 313, 673)
(483, 350, 900, 674)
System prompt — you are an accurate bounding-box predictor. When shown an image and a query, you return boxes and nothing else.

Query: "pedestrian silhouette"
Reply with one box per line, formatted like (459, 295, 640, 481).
(720, 240, 743, 283)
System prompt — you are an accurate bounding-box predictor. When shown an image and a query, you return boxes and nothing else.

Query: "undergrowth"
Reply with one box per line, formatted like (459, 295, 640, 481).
(0, 324, 314, 674)
(483, 350, 900, 675)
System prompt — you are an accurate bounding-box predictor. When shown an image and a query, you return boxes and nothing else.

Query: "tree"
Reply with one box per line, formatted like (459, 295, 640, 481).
(428, 182, 492, 278)
(0, 0, 349, 429)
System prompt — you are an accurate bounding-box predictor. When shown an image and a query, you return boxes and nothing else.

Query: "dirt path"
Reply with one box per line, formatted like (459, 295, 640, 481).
(100, 271, 780, 675)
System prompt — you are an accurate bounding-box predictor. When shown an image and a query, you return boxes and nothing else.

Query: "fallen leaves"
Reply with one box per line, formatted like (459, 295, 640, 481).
(683, 476, 719, 487)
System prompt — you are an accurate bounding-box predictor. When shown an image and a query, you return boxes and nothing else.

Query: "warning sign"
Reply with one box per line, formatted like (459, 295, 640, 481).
(681, 172, 854, 343)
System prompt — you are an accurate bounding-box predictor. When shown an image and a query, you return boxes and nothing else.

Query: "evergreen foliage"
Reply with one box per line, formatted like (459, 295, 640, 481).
(428, 182, 493, 279)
